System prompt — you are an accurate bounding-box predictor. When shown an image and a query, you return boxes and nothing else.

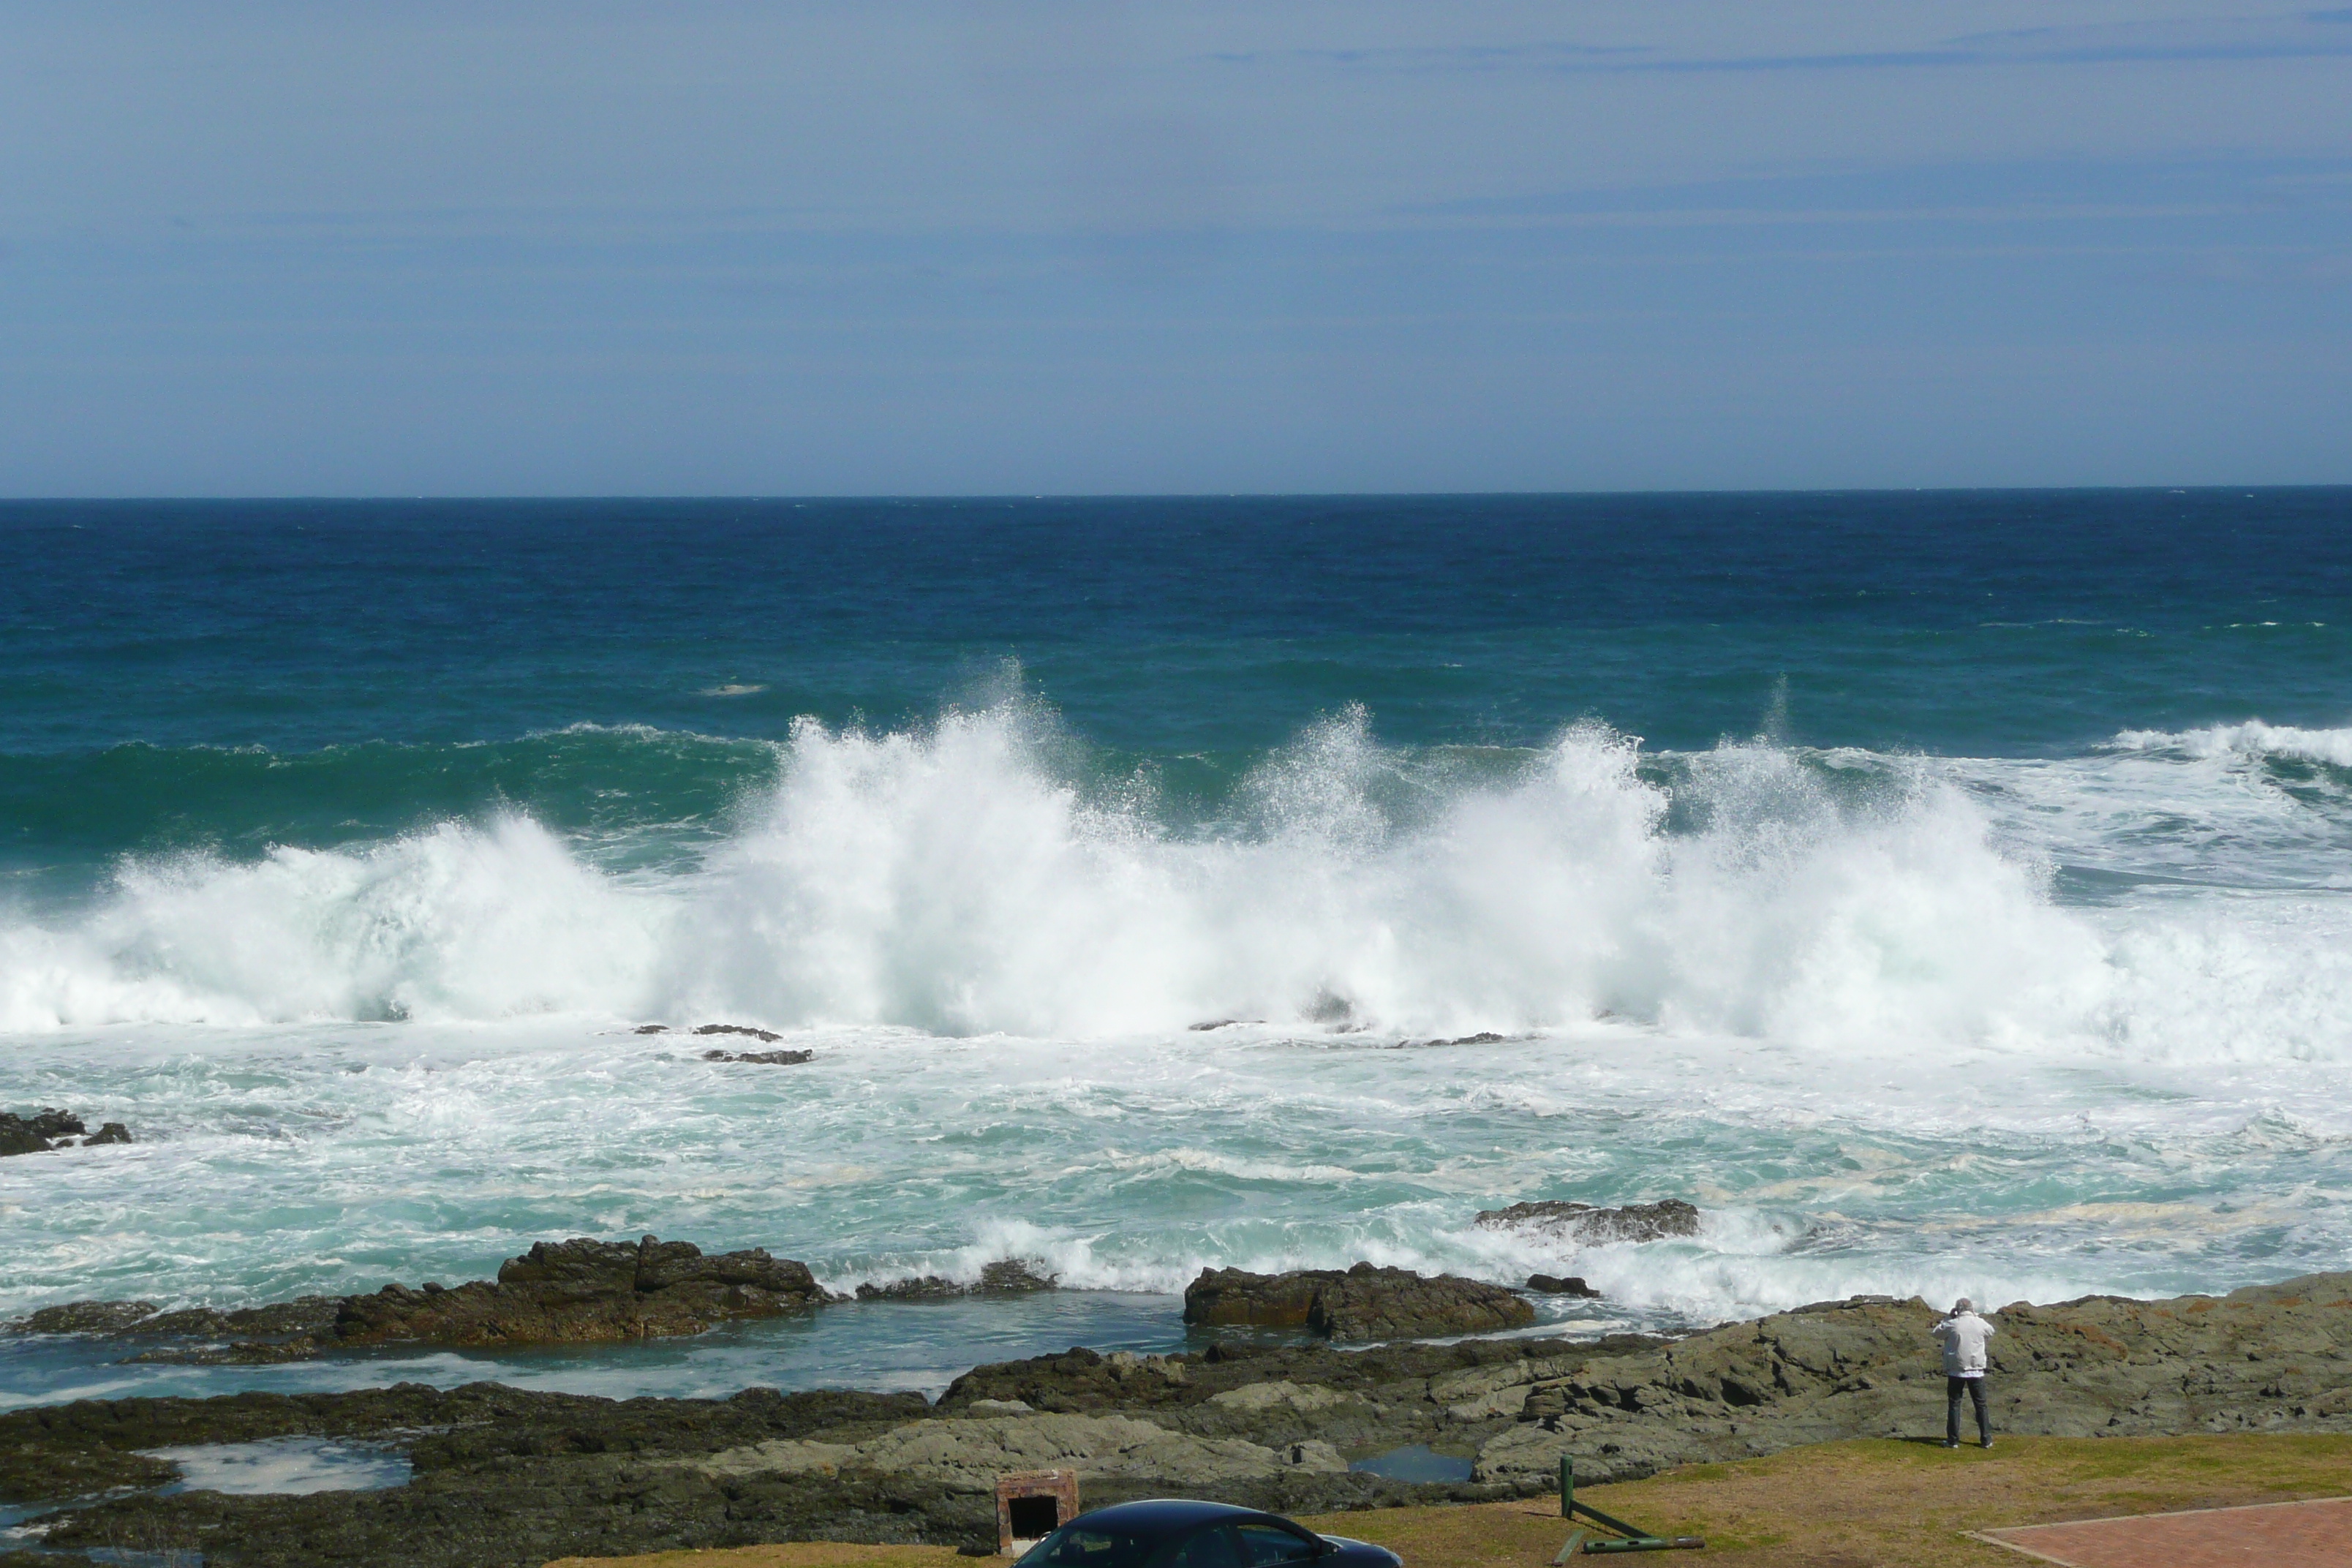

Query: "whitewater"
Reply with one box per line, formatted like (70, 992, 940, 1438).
(5, 489, 2351, 1406)
(6, 699, 2351, 1409)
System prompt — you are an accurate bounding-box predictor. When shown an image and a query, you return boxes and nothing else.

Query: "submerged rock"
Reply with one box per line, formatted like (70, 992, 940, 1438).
(1184, 1263, 1536, 1340)
(856, 1274, 965, 1302)
(1476, 1199, 1701, 1245)
(702, 1047, 815, 1065)
(1526, 1274, 1601, 1297)
(855, 1260, 1058, 1302)
(84, 1121, 135, 1146)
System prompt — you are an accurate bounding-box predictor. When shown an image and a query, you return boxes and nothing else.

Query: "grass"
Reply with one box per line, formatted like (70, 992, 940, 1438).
(543, 1434, 2352, 1568)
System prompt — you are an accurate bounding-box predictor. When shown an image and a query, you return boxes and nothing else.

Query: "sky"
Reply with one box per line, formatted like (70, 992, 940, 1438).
(1, 1, 2348, 495)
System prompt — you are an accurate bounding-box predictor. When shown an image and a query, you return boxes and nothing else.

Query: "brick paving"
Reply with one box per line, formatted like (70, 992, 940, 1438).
(1976, 1495, 2352, 1567)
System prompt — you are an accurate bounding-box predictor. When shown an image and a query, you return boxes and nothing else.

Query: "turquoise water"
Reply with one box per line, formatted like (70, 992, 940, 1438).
(4, 491, 2351, 1403)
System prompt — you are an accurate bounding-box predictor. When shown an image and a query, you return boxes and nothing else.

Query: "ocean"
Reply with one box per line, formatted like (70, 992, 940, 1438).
(4, 490, 2351, 1409)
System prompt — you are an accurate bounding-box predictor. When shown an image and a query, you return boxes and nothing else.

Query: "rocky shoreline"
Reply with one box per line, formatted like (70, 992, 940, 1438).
(9, 1236, 1538, 1366)
(4, 1258, 2350, 1568)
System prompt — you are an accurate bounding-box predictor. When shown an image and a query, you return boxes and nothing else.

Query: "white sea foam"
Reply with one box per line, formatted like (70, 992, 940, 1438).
(2110, 720, 2352, 768)
(1, 704, 2347, 1067)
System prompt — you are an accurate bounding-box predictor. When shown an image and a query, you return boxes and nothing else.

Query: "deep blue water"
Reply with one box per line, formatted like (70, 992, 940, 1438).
(4, 489, 2349, 878)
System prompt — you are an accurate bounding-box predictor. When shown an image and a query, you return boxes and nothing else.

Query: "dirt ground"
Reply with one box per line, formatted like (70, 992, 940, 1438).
(543, 1433, 2352, 1568)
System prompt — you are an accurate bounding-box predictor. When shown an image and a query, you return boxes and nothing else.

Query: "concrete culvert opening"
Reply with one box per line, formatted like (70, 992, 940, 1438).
(1008, 1496, 1059, 1540)
(996, 1468, 1079, 1556)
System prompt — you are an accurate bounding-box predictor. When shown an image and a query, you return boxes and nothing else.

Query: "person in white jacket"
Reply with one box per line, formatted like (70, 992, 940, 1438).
(1933, 1298, 1996, 1449)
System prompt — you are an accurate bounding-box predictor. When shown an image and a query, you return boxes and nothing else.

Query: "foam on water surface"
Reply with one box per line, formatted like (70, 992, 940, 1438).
(141, 1436, 411, 1496)
(4, 702, 2352, 1406)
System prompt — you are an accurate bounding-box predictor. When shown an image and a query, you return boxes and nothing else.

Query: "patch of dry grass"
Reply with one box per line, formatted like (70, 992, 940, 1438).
(1297, 1434, 2352, 1568)
(546, 1434, 2352, 1568)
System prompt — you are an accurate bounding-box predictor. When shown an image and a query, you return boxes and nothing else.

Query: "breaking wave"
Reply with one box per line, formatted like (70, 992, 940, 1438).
(2109, 720, 2352, 769)
(1, 704, 2346, 1058)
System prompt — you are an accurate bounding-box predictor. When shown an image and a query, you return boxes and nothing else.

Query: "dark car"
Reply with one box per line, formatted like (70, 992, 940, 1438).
(1016, 1499, 1402, 1568)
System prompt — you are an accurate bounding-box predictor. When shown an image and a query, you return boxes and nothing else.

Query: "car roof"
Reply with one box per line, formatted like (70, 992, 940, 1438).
(1066, 1499, 1292, 1534)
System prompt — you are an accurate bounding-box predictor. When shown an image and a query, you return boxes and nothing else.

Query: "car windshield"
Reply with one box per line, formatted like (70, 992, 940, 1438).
(1019, 1526, 1162, 1568)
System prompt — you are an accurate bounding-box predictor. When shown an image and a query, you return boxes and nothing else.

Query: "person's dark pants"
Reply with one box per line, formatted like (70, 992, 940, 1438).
(1947, 1374, 1989, 1444)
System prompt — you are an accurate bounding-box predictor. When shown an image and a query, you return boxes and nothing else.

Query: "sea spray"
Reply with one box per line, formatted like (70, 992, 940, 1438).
(0, 702, 2335, 1060)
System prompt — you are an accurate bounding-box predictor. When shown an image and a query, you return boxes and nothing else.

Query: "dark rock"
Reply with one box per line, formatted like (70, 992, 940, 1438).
(976, 1260, 1057, 1294)
(333, 1235, 837, 1349)
(137, 1297, 345, 1342)
(854, 1260, 1058, 1303)
(9, 1299, 162, 1334)
(1475, 1199, 1701, 1245)
(1185, 1263, 1537, 1340)
(856, 1274, 966, 1302)
(127, 1335, 325, 1365)
(701, 1047, 814, 1065)
(1398, 1033, 1509, 1048)
(633, 1024, 670, 1033)
(1526, 1275, 1600, 1297)
(1, 1107, 87, 1156)
(83, 1122, 134, 1146)
(693, 1022, 784, 1044)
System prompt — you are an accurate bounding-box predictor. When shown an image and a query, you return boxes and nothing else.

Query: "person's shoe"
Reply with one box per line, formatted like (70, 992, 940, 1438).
(1943, 1440, 1960, 1450)
(1980, 1439, 1994, 1450)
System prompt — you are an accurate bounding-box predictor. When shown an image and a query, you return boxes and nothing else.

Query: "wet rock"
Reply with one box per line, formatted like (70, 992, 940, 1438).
(127, 1335, 325, 1365)
(856, 1274, 965, 1302)
(1476, 1199, 1701, 1245)
(701, 1047, 814, 1065)
(1527, 1275, 1601, 1297)
(976, 1260, 1058, 1294)
(9, 1299, 162, 1334)
(633, 1024, 670, 1033)
(83, 1122, 134, 1146)
(10, 1296, 342, 1357)
(855, 1261, 1058, 1302)
(693, 1022, 784, 1043)
(8, 1239, 837, 1362)
(1184, 1263, 1537, 1340)
(138, 1297, 346, 1342)
(335, 1235, 837, 1349)
(0, 1107, 86, 1156)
